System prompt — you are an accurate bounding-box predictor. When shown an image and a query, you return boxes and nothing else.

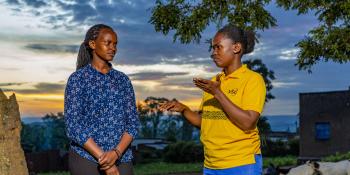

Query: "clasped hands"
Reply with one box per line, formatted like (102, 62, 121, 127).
(98, 150, 120, 175)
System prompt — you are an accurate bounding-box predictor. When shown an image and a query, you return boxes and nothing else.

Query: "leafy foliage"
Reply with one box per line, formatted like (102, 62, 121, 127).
(21, 122, 46, 152)
(163, 141, 204, 163)
(137, 96, 199, 141)
(21, 112, 69, 152)
(262, 138, 299, 157)
(263, 156, 297, 168)
(150, 0, 350, 71)
(150, 0, 276, 44)
(277, 0, 350, 71)
(322, 151, 350, 162)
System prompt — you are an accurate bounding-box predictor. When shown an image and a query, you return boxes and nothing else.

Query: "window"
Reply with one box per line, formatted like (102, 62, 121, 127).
(315, 122, 331, 140)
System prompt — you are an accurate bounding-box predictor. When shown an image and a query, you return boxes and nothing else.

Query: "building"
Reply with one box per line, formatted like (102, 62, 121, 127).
(299, 88, 350, 160)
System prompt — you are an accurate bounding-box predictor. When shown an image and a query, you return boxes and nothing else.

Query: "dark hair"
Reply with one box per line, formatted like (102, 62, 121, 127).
(76, 24, 114, 70)
(217, 25, 255, 54)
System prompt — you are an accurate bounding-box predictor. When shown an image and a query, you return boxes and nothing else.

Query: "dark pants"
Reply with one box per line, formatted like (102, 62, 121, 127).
(69, 150, 134, 175)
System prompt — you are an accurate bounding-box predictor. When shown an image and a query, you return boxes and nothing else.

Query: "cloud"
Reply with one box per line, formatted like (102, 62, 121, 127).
(0, 82, 28, 86)
(129, 71, 189, 81)
(23, 0, 47, 8)
(278, 48, 299, 60)
(6, 0, 19, 5)
(0, 67, 21, 71)
(3, 82, 65, 94)
(2, 0, 214, 66)
(272, 81, 301, 88)
(25, 43, 79, 53)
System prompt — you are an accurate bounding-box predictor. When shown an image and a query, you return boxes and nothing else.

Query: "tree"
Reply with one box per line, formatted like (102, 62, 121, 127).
(277, 0, 350, 72)
(137, 97, 170, 138)
(150, 0, 276, 101)
(150, 0, 350, 71)
(21, 122, 46, 152)
(257, 116, 272, 147)
(42, 112, 69, 150)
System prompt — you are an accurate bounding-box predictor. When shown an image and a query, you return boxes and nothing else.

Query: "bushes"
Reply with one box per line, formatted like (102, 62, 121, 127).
(263, 156, 297, 168)
(163, 141, 203, 163)
(322, 152, 350, 162)
(262, 138, 299, 157)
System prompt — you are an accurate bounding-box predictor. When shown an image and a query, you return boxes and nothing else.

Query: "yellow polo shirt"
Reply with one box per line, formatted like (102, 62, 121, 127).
(199, 64, 266, 169)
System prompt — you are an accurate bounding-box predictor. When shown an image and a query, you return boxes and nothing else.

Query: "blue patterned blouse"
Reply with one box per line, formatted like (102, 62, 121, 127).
(64, 64, 140, 163)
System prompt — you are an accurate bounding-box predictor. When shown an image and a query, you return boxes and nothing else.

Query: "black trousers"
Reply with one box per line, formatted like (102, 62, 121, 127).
(69, 150, 134, 175)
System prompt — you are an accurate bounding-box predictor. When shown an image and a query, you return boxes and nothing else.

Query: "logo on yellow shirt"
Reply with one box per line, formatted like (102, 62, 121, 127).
(228, 88, 238, 95)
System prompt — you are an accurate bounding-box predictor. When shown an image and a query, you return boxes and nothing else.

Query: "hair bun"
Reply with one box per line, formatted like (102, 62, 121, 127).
(243, 30, 255, 54)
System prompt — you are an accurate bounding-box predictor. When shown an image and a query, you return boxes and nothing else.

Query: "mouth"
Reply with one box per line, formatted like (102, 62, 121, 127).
(107, 53, 115, 57)
(213, 58, 220, 63)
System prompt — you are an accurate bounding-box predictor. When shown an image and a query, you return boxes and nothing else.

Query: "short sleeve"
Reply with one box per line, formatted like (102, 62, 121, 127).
(241, 74, 266, 114)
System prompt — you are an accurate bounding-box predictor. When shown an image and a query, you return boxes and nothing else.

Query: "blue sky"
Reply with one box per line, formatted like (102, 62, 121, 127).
(0, 0, 349, 117)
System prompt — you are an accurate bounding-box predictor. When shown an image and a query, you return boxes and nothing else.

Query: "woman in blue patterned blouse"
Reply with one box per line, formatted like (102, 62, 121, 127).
(64, 24, 140, 175)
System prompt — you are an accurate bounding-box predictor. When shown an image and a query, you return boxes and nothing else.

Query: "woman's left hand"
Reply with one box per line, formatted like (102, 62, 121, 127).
(193, 75, 222, 95)
(104, 165, 120, 175)
(99, 150, 119, 170)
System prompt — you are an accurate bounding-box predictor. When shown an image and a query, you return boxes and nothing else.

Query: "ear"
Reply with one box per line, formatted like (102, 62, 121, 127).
(231, 43, 242, 54)
(88, 40, 96, 50)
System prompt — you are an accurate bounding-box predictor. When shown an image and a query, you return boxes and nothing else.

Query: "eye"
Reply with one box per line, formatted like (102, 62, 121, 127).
(212, 45, 222, 50)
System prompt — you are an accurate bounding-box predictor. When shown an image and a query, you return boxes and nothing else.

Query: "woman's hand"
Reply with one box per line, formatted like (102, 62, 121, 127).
(159, 100, 188, 113)
(99, 150, 119, 170)
(104, 165, 119, 175)
(193, 76, 221, 96)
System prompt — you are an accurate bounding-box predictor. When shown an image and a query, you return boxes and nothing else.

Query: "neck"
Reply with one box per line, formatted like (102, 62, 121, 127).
(224, 56, 242, 75)
(91, 57, 111, 74)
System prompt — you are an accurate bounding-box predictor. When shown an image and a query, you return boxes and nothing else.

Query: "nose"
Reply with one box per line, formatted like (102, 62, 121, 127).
(210, 54, 215, 59)
(211, 50, 217, 59)
(110, 45, 116, 52)
(211, 48, 218, 56)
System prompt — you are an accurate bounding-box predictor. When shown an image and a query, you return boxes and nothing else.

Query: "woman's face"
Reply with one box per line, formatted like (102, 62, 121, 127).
(211, 32, 239, 68)
(91, 28, 118, 62)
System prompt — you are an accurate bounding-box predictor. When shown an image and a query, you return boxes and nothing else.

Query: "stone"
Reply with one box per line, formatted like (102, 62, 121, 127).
(0, 89, 28, 175)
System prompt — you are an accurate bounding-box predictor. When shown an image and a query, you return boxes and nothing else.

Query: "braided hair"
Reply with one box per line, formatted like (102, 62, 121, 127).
(76, 24, 114, 70)
(217, 25, 255, 55)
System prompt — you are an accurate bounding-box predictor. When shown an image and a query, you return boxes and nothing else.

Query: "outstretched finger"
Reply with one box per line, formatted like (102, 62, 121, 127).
(194, 82, 208, 90)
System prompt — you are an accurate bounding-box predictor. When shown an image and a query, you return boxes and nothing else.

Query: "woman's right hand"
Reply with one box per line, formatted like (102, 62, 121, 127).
(104, 165, 119, 175)
(159, 100, 188, 113)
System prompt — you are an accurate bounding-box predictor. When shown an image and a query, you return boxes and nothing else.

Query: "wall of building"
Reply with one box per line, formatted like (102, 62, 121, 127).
(299, 90, 350, 158)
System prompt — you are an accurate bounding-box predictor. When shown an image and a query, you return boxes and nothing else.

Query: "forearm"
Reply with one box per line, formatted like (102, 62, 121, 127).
(83, 138, 104, 160)
(115, 132, 133, 154)
(214, 91, 258, 131)
(182, 107, 202, 128)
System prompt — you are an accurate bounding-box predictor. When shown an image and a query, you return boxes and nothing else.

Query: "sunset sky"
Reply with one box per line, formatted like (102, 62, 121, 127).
(1, 0, 349, 118)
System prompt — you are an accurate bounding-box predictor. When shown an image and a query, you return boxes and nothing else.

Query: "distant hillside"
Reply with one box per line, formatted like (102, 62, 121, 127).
(264, 115, 299, 132)
(21, 115, 299, 132)
(21, 117, 43, 124)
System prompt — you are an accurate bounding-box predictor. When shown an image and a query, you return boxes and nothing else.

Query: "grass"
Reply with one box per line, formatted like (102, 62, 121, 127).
(38, 172, 69, 175)
(38, 156, 299, 175)
(37, 162, 203, 175)
(134, 162, 202, 175)
(263, 156, 297, 168)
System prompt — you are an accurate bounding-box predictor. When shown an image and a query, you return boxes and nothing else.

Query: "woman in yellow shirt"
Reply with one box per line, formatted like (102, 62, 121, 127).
(160, 24, 266, 175)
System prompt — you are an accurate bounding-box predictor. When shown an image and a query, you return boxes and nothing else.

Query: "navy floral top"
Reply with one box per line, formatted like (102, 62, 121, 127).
(64, 64, 140, 163)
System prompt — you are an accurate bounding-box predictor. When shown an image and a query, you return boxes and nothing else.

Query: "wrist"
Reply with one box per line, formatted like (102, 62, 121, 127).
(213, 89, 223, 99)
(112, 147, 122, 159)
(181, 106, 189, 115)
(97, 152, 104, 161)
